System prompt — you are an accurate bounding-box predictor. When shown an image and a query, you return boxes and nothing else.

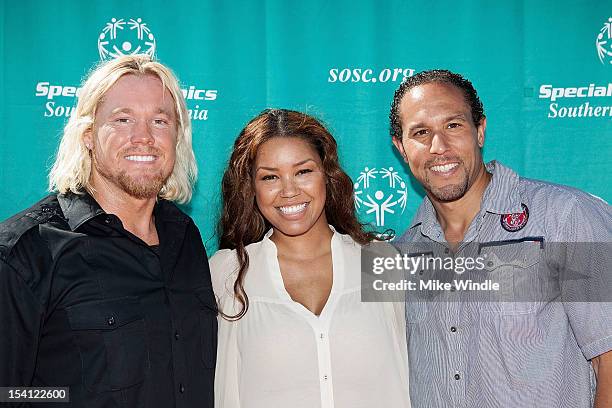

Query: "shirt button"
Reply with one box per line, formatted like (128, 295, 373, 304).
(104, 216, 112, 224)
(107, 316, 116, 326)
(320, 333, 324, 340)
(323, 375, 328, 381)
(454, 373, 461, 380)
(486, 260, 494, 268)
(444, 248, 450, 254)
(174, 331, 180, 340)
(179, 383, 185, 393)
(450, 326, 457, 333)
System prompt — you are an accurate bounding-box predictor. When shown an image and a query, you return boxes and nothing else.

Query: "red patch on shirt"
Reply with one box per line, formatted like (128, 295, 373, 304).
(501, 204, 529, 232)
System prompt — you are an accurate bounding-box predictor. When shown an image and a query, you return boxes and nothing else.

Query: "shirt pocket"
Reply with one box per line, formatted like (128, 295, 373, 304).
(66, 296, 150, 393)
(195, 288, 218, 369)
(405, 302, 428, 324)
(405, 284, 430, 323)
(403, 250, 434, 324)
(480, 239, 546, 315)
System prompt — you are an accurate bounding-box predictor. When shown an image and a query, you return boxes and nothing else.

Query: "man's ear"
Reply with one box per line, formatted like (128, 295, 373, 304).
(392, 136, 408, 163)
(477, 117, 487, 148)
(83, 128, 93, 150)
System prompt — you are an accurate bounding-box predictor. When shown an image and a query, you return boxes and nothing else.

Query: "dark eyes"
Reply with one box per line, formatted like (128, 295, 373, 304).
(260, 168, 314, 181)
(412, 122, 462, 137)
(113, 118, 169, 126)
(153, 119, 168, 125)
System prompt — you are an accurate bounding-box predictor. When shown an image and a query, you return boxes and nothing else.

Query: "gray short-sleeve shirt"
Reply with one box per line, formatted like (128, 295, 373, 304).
(398, 161, 612, 408)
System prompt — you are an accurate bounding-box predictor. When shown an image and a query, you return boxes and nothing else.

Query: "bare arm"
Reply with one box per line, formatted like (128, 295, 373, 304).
(593, 350, 612, 408)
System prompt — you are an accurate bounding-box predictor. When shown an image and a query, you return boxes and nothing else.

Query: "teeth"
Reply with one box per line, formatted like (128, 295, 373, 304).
(430, 163, 458, 173)
(279, 203, 308, 214)
(125, 155, 155, 162)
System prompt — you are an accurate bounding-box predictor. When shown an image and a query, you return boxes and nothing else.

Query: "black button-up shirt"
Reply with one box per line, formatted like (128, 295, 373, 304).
(0, 193, 216, 407)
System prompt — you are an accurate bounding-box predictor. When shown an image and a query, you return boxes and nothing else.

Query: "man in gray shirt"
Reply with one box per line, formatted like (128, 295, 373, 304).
(390, 69, 612, 407)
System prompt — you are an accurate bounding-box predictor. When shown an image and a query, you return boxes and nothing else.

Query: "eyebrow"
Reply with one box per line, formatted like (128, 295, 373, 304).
(109, 107, 134, 115)
(255, 158, 317, 172)
(156, 107, 175, 117)
(406, 113, 469, 133)
(109, 107, 174, 116)
(445, 113, 469, 122)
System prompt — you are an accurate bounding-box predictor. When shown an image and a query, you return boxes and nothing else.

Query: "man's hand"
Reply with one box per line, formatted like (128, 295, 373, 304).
(593, 350, 612, 408)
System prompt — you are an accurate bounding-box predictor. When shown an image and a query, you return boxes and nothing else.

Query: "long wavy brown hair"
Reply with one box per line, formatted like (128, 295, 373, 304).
(218, 109, 381, 320)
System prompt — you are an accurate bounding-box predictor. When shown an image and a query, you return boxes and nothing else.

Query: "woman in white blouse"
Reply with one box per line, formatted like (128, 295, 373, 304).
(210, 109, 410, 408)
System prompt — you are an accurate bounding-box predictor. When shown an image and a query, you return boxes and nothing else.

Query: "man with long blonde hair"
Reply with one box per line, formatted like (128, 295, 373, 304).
(0, 55, 216, 407)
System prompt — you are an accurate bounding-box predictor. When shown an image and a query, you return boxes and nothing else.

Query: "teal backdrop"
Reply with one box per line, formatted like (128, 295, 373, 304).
(1, 1, 611, 252)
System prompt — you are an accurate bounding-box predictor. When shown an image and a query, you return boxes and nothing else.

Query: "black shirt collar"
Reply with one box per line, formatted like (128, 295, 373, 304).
(57, 192, 189, 232)
(57, 193, 105, 231)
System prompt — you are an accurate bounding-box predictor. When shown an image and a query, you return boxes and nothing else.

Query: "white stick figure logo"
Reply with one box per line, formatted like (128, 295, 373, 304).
(596, 17, 612, 64)
(98, 18, 156, 61)
(354, 166, 408, 227)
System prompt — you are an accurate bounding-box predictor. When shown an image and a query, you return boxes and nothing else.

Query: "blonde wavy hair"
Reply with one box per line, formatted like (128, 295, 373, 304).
(48, 54, 197, 203)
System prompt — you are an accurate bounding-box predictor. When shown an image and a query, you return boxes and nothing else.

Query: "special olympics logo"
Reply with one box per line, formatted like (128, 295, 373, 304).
(98, 18, 156, 61)
(596, 17, 612, 64)
(354, 166, 408, 227)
